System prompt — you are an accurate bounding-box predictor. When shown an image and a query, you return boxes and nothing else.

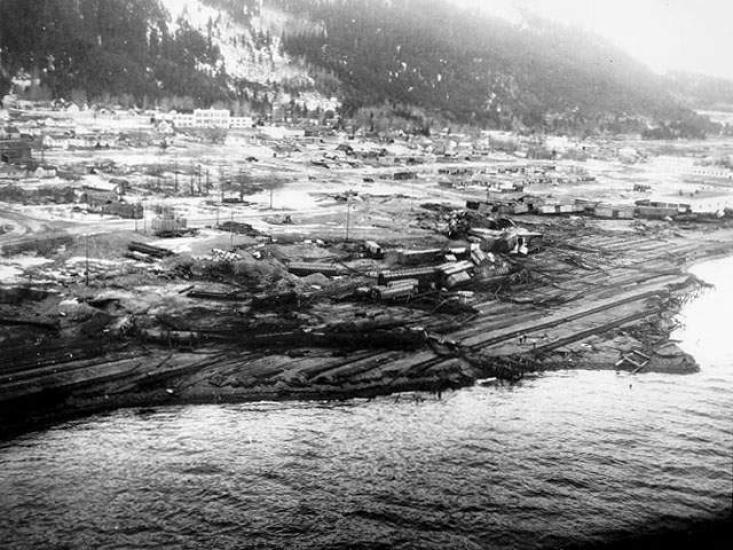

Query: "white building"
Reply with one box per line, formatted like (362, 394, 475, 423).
(172, 113, 195, 127)
(170, 109, 231, 128)
(691, 166, 733, 180)
(193, 108, 230, 128)
(230, 116, 254, 129)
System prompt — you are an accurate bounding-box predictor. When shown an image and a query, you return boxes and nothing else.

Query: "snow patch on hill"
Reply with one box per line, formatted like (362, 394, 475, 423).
(158, 0, 338, 111)
(159, 0, 286, 82)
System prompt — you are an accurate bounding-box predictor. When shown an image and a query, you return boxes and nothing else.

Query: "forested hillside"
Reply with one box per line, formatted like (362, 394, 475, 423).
(277, 0, 691, 132)
(0, 0, 719, 135)
(665, 72, 733, 111)
(0, 0, 232, 105)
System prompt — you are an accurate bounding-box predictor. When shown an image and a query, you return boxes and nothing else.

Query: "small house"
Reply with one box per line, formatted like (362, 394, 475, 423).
(393, 171, 417, 181)
(364, 240, 383, 259)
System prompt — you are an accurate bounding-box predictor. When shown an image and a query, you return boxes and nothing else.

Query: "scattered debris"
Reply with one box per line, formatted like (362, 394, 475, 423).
(127, 241, 175, 260)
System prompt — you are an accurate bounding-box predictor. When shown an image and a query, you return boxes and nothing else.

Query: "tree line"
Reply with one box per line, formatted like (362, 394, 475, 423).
(0, 0, 230, 106)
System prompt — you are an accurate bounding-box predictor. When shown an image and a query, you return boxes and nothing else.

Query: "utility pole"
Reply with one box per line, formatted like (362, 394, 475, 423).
(84, 234, 89, 286)
(269, 187, 274, 209)
(219, 163, 224, 203)
(345, 198, 352, 242)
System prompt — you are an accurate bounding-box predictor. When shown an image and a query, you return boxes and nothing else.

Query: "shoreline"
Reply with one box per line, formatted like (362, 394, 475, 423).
(2, 230, 730, 439)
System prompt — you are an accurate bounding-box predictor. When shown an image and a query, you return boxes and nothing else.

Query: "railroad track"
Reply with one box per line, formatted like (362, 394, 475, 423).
(0, 349, 146, 385)
(0, 344, 130, 378)
(463, 288, 665, 351)
(454, 287, 665, 345)
(309, 351, 404, 383)
(530, 308, 662, 355)
(367, 259, 692, 381)
(0, 356, 148, 402)
(403, 301, 669, 381)
(0, 351, 232, 403)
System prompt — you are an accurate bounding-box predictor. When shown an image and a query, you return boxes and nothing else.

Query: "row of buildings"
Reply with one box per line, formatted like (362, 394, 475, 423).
(162, 109, 254, 129)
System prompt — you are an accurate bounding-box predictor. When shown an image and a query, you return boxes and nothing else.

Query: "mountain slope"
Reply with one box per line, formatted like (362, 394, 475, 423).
(0, 0, 714, 135)
(0, 0, 237, 106)
(277, 0, 688, 131)
(665, 72, 733, 111)
(0, 0, 337, 113)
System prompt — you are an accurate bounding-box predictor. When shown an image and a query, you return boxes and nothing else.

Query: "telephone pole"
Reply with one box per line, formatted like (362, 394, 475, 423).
(345, 199, 352, 242)
(84, 234, 89, 286)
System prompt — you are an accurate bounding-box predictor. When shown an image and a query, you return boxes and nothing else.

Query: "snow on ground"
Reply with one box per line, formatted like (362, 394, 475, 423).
(8, 255, 54, 268)
(157, 0, 338, 109)
(532, 155, 733, 212)
(44, 149, 174, 167)
(0, 255, 54, 283)
(698, 110, 733, 125)
(18, 204, 108, 223)
(0, 265, 22, 283)
(81, 174, 116, 190)
(256, 126, 305, 140)
(259, 184, 320, 211)
(160, 0, 306, 85)
(74, 114, 154, 131)
(148, 228, 233, 256)
(65, 257, 120, 266)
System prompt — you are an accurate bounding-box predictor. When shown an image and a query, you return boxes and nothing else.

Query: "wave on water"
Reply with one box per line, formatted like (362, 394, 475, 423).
(1, 258, 732, 549)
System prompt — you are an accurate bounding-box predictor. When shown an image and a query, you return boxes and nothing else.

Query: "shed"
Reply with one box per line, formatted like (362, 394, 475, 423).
(635, 206, 677, 220)
(393, 171, 417, 181)
(378, 266, 439, 288)
(594, 204, 615, 218)
(395, 248, 444, 266)
(444, 271, 472, 289)
(614, 205, 635, 219)
(0, 139, 32, 164)
(364, 240, 383, 259)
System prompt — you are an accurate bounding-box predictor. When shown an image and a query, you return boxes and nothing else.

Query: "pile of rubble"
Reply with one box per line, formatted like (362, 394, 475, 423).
(125, 242, 175, 262)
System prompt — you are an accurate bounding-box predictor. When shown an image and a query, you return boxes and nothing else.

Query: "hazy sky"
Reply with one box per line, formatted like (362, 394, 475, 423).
(453, 0, 733, 80)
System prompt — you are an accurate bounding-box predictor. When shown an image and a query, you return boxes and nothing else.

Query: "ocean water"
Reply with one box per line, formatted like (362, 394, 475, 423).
(1, 258, 731, 549)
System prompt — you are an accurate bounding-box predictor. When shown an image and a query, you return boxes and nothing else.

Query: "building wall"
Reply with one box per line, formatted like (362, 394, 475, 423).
(0, 140, 32, 163)
(193, 109, 230, 128)
(173, 114, 195, 128)
(230, 116, 253, 128)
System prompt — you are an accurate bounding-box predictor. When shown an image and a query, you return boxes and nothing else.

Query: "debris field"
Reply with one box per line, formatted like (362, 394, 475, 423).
(2, 128, 733, 434)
